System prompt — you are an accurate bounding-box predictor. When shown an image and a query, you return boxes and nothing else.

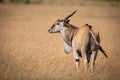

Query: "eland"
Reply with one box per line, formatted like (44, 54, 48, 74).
(48, 10, 108, 71)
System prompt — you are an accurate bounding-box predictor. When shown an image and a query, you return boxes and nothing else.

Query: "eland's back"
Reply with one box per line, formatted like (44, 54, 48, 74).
(72, 24, 99, 50)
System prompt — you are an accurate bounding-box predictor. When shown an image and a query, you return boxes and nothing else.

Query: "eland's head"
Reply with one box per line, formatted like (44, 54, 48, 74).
(48, 10, 77, 33)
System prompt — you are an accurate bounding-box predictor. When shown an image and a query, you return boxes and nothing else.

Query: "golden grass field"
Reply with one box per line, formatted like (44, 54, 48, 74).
(0, 4, 120, 80)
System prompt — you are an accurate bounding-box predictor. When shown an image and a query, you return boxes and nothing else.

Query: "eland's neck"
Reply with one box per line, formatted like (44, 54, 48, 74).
(60, 24, 78, 47)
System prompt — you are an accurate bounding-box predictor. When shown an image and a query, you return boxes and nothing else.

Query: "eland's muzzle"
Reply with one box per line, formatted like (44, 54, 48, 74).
(48, 29, 50, 32)
(48, 29, 52, 33)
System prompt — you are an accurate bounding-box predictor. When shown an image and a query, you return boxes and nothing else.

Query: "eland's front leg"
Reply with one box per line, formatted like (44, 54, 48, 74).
(73, 50, 80, 69)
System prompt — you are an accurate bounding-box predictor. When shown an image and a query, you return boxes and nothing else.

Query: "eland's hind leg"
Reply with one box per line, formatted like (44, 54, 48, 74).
(81, 50, 89, 71)
(90, 50, 98, 72)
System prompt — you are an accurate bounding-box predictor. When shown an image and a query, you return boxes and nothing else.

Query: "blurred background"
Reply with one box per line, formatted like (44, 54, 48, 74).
(0, 0, 120, 6)
(0, 0, 120, 80)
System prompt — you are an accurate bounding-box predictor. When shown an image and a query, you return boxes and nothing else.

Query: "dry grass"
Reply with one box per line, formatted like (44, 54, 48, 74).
(0, 4, 120, 80)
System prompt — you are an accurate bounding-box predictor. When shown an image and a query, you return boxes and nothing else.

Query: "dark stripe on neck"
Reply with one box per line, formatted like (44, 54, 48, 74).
(63, 27, 78, 47)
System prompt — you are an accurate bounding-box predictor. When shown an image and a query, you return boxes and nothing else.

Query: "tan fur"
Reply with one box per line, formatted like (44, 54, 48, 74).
(72, 25, 99, 51)
(72, 24, 101, 71)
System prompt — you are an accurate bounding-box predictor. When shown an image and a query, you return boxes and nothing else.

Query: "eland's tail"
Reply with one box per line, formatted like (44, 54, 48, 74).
(90, 30, 108, 58)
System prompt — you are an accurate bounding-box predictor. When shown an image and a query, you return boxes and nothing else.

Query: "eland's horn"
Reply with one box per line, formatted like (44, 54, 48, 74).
(65, 10, 77, 20)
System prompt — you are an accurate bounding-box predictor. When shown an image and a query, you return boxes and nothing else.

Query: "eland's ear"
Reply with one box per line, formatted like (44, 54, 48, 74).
(63, 20, 70, 27)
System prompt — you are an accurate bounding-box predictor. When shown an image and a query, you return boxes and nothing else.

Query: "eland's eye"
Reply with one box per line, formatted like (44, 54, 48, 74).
(56, 23, 60, 25)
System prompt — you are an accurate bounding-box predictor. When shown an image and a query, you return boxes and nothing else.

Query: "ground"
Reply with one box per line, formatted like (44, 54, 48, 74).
(0, 4, 120, 80)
